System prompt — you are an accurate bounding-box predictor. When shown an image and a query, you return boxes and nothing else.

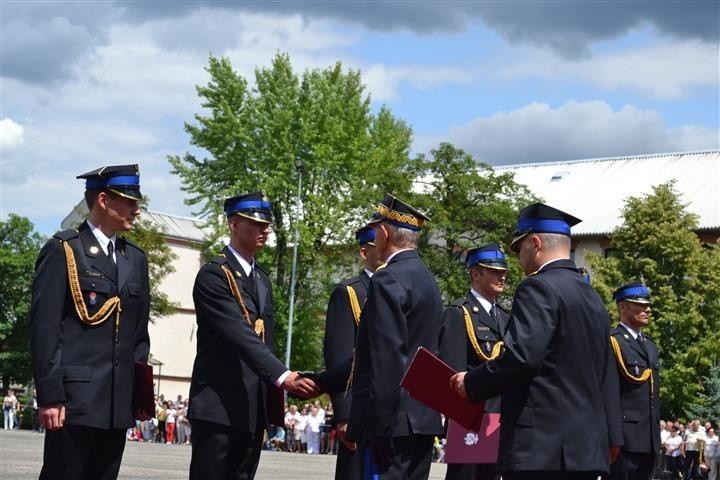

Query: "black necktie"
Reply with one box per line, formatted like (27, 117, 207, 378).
(637, 334, 649, 356)
(490, 304, 500, 332)
(247, 268, 258, 298)
(107, 241, 116, 267)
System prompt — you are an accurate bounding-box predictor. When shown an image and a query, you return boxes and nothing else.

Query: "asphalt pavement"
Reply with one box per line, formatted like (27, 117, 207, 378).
(0, 429, 448, 480)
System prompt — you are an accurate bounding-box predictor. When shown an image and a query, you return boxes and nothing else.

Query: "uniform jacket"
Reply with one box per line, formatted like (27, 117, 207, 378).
(438, 292, 508, 413)
(347, 249, 444, 441)
(465, 259, 623, 473)
(322, 272, 370, 422)
(188, 246, 287, 432)
(30, 221, 150, 429)
(610, 324, 660, 454)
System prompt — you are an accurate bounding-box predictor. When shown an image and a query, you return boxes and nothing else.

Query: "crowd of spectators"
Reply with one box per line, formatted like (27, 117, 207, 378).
(659, 419, 719, 480)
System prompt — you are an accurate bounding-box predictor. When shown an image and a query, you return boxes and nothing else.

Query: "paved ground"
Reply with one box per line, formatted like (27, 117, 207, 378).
(0, 429, 448, 479)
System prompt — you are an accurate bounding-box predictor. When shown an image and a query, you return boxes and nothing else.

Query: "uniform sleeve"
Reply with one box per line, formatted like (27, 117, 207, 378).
(465, 276, 557, 401)
(193, 264, 287, 384)
(322, 285, 356, 419)
(30, 239, 69, 406)
(603, 333, 623, 448)
(438, 306, 469, 371)
(134, 251, 151, 363)
(364, 270, 408, 438)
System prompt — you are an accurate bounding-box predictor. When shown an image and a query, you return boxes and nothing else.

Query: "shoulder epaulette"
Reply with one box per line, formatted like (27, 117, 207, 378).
(340, 276, 361, 287)
(208, 253, 229, 266)
(53, 229, 79, 242)
(610, 328, 626, 338)
(450, 297, 469, 308)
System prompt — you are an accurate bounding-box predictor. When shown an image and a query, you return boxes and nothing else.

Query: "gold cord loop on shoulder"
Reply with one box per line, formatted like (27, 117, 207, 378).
(610, 336, 654, 397)
(346, 285, 362, 327)
(462, 306, 503, 361)
(221, 265, 265, 343)
(62, 241, 121, 327)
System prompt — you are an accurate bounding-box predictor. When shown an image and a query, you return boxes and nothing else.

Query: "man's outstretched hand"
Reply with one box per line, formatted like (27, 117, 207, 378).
(282, 371, 320, 398)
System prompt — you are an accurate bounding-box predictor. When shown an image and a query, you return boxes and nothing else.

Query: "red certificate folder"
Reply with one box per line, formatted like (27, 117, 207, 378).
(266, 385, 285, 427)
(133, 362, 155, 421)
(400, 347, 485, 431)
(445, 415, 501, 463)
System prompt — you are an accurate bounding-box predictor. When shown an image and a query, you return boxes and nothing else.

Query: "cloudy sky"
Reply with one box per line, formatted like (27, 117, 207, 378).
(1, 1, 718, 235)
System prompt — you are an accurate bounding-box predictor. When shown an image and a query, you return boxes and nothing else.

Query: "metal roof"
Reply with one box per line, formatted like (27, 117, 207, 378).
(495, 150, 720, 236)
(141, 210, 207, 243)
(61, 201, 207, 243)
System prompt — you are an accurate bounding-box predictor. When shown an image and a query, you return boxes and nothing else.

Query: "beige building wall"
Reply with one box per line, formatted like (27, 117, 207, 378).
(149, 238, 203, 399)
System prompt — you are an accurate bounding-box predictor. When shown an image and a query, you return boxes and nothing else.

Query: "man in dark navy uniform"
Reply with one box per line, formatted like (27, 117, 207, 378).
(30, 164, 150, 480)
(347, 194, 444, 480)
(323, 226, 382, 480)
(609, 282, 660, 480)
(188, 192, 318, 480)
(451, 203, 623, 480)
(439, 243, 509, 480)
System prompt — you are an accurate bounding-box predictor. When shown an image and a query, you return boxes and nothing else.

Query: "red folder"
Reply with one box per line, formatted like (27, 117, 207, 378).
(266, 385, 285, 427)
(445, 415, 501, 463)
(133, 362, 155, 421)
(400, 347, 485, 431)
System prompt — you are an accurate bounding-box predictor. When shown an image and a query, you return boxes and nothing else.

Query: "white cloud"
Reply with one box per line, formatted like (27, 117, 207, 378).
(0, 118, 24, 149)
(414, 100, 720, 164)
(362, 64, 473, 102)
(495, 40, 718, 101)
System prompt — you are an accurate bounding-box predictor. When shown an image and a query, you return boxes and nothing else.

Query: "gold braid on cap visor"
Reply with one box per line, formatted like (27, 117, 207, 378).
(376, 204, 423, 228)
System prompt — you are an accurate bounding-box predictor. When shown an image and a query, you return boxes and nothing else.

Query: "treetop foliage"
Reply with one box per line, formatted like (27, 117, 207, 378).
(587, 181, 720, 418)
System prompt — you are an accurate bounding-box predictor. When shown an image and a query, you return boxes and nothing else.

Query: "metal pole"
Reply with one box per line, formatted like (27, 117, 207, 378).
(284, 165, 302, 368)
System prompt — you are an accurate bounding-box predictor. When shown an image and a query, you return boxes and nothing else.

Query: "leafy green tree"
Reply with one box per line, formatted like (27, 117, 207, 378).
(687, 362, 720, 422)
(412, 143, 538, 306)
(170, 53, 415, 370)
(0, 214, 44, 390)
(586, 182, 720, 418)
(124, 215, 178, 318)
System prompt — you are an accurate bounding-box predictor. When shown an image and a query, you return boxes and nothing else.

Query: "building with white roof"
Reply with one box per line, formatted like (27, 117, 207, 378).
(495, 150, 720, 266)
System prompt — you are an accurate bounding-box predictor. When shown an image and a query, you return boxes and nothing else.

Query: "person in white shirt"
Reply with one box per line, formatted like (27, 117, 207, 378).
(306, 405, 323, 454)
(294, 407, 308, 453)
(665, 427, 683, 479)
(704, 427, 719, 480)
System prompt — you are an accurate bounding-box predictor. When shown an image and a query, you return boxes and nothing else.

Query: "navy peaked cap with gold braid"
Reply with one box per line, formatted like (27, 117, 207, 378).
(466, 243, 508, 270)
(510, 202, 581, 253)
(224, 191, 273, 223)
(355, 226, 376, 246)
(77, 164, 142, 200)
(613, 281, 651, 304)
(368, 194, 429, 231)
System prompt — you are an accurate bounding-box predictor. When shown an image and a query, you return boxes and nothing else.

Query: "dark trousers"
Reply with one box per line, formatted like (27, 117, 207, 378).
(362, 435, 434, 480)
(189, 419, 264, 480)
(610, 450, 656, 480)
(39, 425, 126, 480)
(684, 451, 701, 480)
(335, 440, 363, 480)
(502, 472, 605, 480)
